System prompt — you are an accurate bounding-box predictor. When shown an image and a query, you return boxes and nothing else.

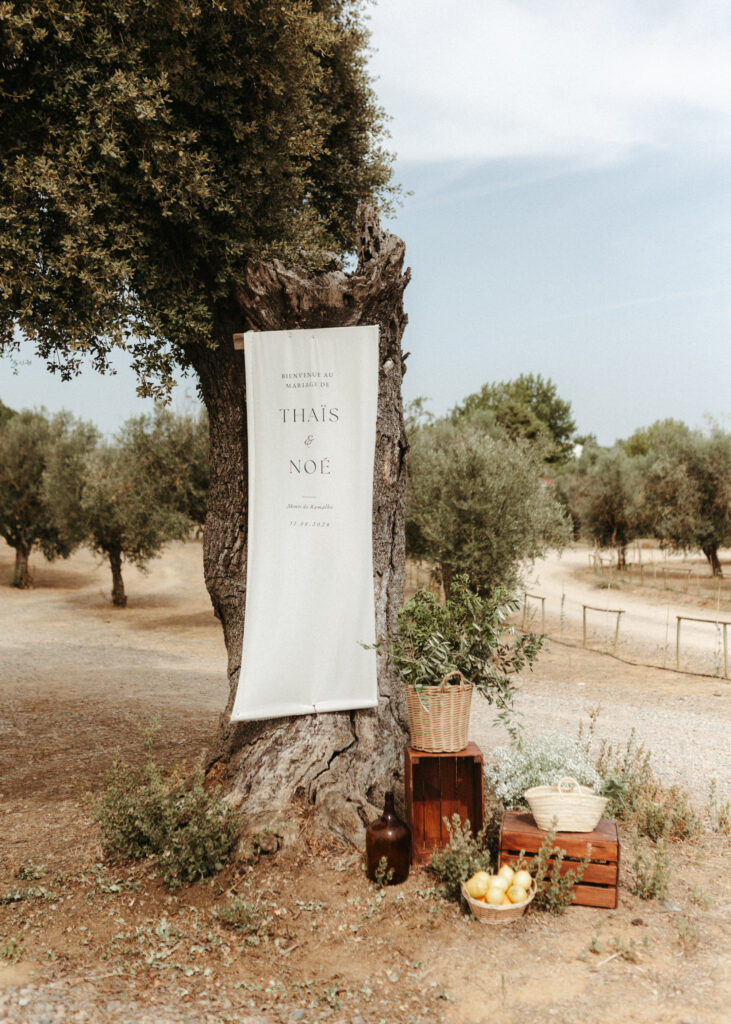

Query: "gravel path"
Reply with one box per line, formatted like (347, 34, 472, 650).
(0, 977, 326, 1024)
(473, 674, 731, 801)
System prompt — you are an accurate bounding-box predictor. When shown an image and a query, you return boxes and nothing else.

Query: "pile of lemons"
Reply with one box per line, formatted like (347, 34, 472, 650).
(464, 863, 533, 906)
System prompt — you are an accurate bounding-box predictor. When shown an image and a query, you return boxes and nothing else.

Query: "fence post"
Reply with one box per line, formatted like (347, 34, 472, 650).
(582, 606, 587, 649)
(676, 617, 681, 670)
(613, 611, 624, 654)
(724, 623, 729, 680)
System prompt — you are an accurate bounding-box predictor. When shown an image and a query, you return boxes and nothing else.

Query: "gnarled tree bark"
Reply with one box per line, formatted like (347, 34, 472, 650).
(189, 210, 410, 844)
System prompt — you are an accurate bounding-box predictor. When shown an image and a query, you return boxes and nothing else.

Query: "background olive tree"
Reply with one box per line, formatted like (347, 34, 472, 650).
(0, 409, 96, 585)
(557, 445, 643, 568)
(406, 414, 571, 596)
(76, 442, 191, 607)
(43, 407, 206, 605)
(629, 421, 731, 576)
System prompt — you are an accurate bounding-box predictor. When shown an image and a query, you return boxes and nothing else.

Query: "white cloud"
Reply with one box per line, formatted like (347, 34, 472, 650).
(367, 0, 731, 162)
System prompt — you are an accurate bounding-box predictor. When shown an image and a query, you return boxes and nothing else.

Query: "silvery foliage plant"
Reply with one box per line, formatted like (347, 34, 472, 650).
(485, 732, 602, 808)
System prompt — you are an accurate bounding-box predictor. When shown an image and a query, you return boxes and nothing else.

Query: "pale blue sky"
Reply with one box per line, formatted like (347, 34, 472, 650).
(2, 0, 729, 444)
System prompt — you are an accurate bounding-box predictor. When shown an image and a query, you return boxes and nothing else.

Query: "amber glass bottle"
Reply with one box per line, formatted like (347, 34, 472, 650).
(365, 791, 411, 884)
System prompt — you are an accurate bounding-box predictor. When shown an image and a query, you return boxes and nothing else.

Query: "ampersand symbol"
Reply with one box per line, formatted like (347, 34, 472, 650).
(304, 435, 314, 447)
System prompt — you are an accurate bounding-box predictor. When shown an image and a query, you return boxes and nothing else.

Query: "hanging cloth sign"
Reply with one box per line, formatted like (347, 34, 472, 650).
(231, 325, 379, 721)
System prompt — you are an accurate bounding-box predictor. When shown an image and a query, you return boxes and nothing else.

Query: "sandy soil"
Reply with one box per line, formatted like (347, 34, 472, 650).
(1, 541, 730, 1024)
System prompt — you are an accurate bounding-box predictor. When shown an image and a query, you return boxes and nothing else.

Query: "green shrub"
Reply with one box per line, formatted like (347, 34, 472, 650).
(595, 729, 657, 820)
(707, 779, 731, 834)
(629, 830, 671, 900)
(159, 773, 240, 888)
(92, 757, 172, 860)
(429, 815, 492, 902)
(594, 728, 701, 841)
(214, 893, 270, 940)
(92, 756, 239, 889)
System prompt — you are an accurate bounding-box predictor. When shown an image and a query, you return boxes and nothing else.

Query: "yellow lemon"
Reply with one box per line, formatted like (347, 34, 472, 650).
(506, 883, 528, 904)
(498, 864, 515, 884)
(485, 886, 505, 906)
(465, 873, 489, 900)
(514, 869, 532, 890)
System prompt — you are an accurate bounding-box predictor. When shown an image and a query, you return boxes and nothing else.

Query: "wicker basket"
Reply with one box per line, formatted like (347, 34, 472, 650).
(404, 671, 472, 752)
(524, 776, 608, 832)
(461, 881, 537, 924)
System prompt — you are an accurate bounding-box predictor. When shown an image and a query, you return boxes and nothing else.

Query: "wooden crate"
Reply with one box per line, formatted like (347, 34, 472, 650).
(499, 810, 620, 909)
(404, 743, 484, 864)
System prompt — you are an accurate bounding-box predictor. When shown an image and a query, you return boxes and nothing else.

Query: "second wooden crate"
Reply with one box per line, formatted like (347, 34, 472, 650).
(404, 742, 484, 864)
(499, 809, 620, 909)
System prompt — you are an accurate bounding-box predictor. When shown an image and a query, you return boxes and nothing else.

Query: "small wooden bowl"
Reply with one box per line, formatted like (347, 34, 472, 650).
(461, 881, 537, 924)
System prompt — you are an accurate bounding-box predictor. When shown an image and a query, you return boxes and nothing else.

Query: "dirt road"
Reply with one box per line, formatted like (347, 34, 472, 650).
(527, 546, 730, 672)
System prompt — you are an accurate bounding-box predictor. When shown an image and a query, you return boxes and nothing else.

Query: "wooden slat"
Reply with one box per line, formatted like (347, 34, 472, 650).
(501, 850, 617, 886)
(572, 884, 618, 909)
(422, 759, 442, 861)
(501, 810, 619, 861)
(440, 757, 458, 842)
(406, 742, 483, 761)
(404, 745, 415, 858)
(410, 750, 426, 860)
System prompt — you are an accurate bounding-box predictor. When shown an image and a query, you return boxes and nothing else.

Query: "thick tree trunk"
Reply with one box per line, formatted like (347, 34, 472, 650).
(108, 547, 127, 607)
(13, 543, 31, 588)
(189, 210, 410, 844)
(702, 543, 723, 577)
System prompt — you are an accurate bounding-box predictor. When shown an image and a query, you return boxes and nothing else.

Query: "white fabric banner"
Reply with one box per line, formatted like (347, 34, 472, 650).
(231, 325, 379, 721)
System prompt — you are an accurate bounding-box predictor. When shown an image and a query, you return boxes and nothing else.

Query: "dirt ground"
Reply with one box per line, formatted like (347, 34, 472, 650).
(1, 541, 730, 1024)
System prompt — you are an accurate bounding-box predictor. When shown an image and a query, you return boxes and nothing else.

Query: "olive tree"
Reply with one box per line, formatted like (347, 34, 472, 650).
(78, 443, 192, 607)
(43, 407, 203, 605)
(119, 407, 210, 529)
(0, 1, 407, 841)
(0, 409, 96, 585)
(566, 446, 644, 568)
(407, 417, 572, 596)
(635, 422, 731, 577)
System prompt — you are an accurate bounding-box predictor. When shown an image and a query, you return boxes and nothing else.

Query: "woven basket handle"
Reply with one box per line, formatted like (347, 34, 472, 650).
(557, 777, 581, 794)
(439, 670, 466, 691)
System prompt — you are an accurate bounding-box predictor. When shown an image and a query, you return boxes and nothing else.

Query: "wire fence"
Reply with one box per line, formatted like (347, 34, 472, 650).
(403, 557, 731, 680)
(521, 590, 731, 680)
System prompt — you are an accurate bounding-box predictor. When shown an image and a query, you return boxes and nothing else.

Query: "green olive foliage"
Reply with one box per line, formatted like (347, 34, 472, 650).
(0, 0, 395, 393)
(632, 422, 731, 577)
(0, 409, 97, 585)
(560, 445, 644, 568)
(406, 417, 571, 597)
(43, 408, 203, 605)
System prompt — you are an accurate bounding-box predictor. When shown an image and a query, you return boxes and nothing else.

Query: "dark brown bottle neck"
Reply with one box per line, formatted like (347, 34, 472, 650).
(382, 791, 397, 822)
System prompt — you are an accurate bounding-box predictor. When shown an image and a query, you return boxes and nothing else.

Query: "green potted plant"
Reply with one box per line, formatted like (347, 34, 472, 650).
(390, 575, 543, 750)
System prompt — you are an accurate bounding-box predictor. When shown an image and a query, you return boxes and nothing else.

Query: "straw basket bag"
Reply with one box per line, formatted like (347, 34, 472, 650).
(460, 881, 537, 924)
(524, 776, 608, 833)
(404, 670, 472, 752)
